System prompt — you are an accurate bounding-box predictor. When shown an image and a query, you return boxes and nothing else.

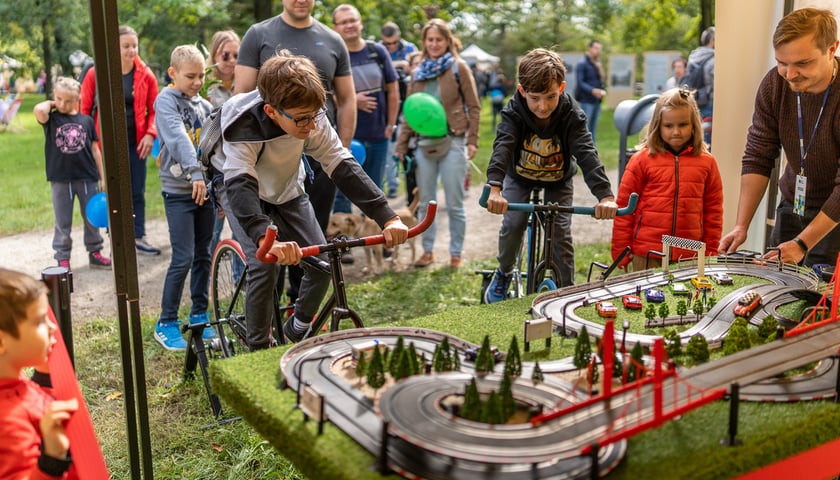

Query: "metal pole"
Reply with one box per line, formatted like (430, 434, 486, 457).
(42, 266, 74, 367)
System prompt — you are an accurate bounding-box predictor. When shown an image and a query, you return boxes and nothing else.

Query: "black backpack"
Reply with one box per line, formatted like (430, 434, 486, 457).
(683, 55, 713, 107)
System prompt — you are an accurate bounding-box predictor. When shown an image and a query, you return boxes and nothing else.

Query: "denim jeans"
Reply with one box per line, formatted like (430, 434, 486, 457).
(128, 141, 148, 239)
(50, 180, 104, 260)
(415, 135, 467, 256)
(334, 139, 388, 213)
(385, 137, 400, 195)
(495, 177, 575, 287)
(159, 191, 215, 323)
(579, 102, 602, 145)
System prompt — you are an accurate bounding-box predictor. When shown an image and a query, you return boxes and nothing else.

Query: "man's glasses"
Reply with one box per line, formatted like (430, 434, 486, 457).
(275, 106, 325, 127)
(383, 40, 400, 46)
(221, 52, 238, 62)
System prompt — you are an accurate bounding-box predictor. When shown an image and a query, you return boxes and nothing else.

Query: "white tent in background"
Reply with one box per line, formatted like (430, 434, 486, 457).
(460, 44, 500, 68)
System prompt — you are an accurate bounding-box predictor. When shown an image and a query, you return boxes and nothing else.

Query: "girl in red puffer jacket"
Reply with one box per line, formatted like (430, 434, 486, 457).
(612, 87, 723, 271)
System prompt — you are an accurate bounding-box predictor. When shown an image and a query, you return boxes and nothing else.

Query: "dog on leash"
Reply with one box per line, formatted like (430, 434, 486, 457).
(325, 189, 420, 273)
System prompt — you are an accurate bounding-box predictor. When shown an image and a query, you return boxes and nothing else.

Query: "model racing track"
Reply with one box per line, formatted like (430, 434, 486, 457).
(280, 327, 627, 480)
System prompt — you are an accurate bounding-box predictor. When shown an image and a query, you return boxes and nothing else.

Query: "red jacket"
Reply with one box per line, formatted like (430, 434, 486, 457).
(80, 56, 158, 146)
(612, 145, 723, 266)
(0, 377, 78, 480)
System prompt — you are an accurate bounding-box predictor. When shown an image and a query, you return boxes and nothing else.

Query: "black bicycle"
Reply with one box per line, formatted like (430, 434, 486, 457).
(477, 184, 638, 301)
(184, 202, 438, 418)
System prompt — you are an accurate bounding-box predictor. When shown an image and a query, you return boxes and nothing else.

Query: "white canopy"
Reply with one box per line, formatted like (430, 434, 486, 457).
(460, 44, 500, 66)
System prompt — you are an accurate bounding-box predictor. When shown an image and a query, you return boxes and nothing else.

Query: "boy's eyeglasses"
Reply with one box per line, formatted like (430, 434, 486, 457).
(221, 52, 238, 62)
(274, 106, 325, 127)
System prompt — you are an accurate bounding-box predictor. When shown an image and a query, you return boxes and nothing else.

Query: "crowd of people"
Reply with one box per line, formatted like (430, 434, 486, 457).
(11, 5, 840, 477)
(28, 5, 840, 347)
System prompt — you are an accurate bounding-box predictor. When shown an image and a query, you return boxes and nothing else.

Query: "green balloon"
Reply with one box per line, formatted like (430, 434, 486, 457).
(403, 92, 448, 137)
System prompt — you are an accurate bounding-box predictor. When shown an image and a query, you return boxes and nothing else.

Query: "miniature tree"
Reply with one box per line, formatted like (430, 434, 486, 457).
(367, 346, 386, 390)
(588, 355, 600, 388)
(573, 326, 592, 371)
(676, 300, 687, 322)
(644, 303, 657, 324)
(707, 297, 717, 309)
(758, 315, 779, 342)
(663, 329, 682, 359)
(355, 351, 367, 386)
(499, 374, 516, 420)
(452, 345, 462, 371)
(627, 342, 644, 382)
(531, 361, 544, 384)
(693, 298, 704, 320)
(504, 336, 522, 377)
(686, 334, 710, 364)
(432, 344, 443, 372)
(394, 348, 413, 381)
(476, 335, 496, 374)
(658, 302, 670, 320)
(407, 342, 421, 375)
(441, 336, 454, 371)
(482, 391, 504, 425)
(461, 378, 482, 421)
(724, 323, 751, 355)
(389, 336, 405, 375)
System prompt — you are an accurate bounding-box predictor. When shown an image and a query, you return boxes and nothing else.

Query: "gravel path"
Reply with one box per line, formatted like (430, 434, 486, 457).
(0, 170, 618, 321)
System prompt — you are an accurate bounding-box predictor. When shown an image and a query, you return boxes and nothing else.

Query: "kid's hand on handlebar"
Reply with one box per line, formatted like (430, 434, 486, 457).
(485, 185, 508, 215)
(382, 217, 409, 247)
(594, 197, 618, 219)
(256, 226, 302, 264)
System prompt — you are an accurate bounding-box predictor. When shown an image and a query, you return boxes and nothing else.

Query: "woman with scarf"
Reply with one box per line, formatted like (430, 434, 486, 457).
(395, 19, 481, 269)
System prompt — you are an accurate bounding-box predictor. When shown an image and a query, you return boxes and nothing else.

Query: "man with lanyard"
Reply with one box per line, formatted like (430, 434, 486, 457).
(720, 7, 840, 267)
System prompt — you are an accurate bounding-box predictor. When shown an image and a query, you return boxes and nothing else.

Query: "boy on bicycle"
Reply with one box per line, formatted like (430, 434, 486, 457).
(220, 52, 408, 346)
(483, 48, 617, 303)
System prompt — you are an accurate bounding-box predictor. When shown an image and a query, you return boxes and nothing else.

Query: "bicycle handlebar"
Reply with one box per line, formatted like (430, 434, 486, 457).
(256, 201, 438, 263)
(478, 184, 638, 216)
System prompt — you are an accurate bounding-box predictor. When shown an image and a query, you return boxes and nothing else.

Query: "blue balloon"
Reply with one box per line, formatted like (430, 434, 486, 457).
(151, 137, 160, 159)
(350, 139, 366, 166)
(86, 192, 109, 228)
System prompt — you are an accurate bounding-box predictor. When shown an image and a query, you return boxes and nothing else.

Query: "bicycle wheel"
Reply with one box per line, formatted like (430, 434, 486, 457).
(211, 239, 248, 355)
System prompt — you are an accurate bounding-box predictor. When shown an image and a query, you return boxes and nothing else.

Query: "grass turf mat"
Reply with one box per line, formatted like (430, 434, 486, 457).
(210, 300, 840, 479)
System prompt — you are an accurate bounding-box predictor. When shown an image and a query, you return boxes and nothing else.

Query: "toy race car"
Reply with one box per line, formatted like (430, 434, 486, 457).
(645, 288, 665, 303)
(622, 294, 643, 310)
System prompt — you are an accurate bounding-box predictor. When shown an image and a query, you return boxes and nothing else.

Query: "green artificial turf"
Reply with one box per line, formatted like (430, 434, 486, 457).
(210, 298, 840, 480)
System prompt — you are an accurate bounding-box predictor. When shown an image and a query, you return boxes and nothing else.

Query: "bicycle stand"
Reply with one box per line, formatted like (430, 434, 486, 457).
(183, 322, 241, 424)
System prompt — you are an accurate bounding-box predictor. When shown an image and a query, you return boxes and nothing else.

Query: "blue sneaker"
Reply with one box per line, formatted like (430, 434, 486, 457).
(189, 312, 217, 340)
(484, 269, 513, 304)
(154, 320, 187, 351)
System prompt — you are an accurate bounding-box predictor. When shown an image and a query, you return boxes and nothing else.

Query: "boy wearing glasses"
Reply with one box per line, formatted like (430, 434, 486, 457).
(220, 52, 408, 346)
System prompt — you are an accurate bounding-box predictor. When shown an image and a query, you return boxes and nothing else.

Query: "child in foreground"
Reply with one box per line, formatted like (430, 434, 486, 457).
(153, 44, 215, 351)
(484, 48, 617, 303)
(33, 76, 111, 272)
(611, 87, 723, 271)
(0, 268, 79, 479)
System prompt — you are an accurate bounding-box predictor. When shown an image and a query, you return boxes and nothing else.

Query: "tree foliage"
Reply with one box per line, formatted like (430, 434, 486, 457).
(686, 334, 709, 364)
(573, 325, 592, 370)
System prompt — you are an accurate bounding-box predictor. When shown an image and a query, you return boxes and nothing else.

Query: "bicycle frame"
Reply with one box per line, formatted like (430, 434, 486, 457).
(479, 185, 638, 294)
(257, 201, 438, 341)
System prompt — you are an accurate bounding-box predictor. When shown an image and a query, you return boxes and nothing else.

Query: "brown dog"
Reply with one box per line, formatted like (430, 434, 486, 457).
(326, 212, 384, 273)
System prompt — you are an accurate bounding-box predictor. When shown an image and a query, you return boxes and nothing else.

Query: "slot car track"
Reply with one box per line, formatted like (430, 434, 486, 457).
(280, 327, 626, 480)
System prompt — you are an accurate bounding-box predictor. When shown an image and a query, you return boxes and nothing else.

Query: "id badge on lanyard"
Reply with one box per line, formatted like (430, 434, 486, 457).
(794, 174, 807, 216)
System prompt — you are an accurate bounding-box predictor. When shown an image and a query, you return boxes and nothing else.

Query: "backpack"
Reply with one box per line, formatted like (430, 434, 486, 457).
(683, 55, 713, 107)
(197, 105, 223, 176)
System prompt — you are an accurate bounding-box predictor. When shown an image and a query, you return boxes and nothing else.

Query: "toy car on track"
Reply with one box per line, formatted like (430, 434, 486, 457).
(596, 301, 618, 318)
(645, 288, 665, 303)
(670, 282, 690, 296)
(733, 291, 762, 317)
(622, 294, 643, 310)
(709, 272, 733, 285)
